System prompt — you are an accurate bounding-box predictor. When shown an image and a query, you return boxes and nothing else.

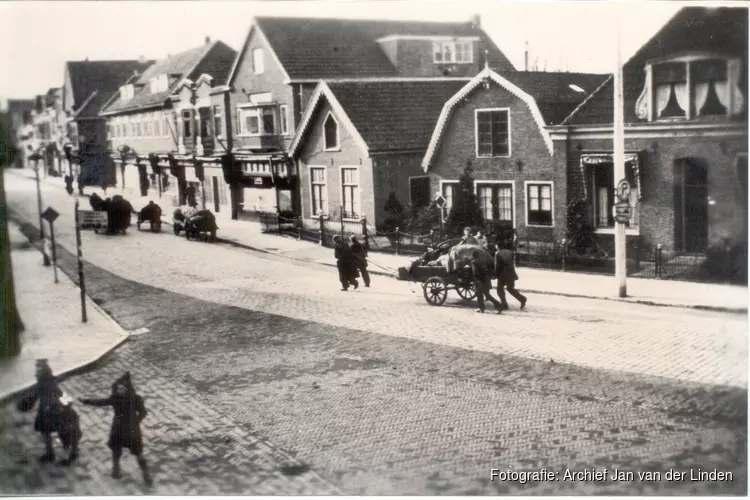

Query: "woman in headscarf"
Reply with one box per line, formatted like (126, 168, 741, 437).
(79, 372, 152, 486)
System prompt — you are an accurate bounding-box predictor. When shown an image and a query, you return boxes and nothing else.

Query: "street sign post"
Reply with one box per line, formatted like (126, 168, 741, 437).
(41, 207, 60, 283)
(34, 162, 51, 266)
(435, 194, 446, 239)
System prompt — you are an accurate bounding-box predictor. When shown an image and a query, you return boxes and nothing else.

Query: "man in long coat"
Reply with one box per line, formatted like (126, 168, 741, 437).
(80, 372, 152, 486)
(333, 235, 359, 291)
(494, 237, 527, 310)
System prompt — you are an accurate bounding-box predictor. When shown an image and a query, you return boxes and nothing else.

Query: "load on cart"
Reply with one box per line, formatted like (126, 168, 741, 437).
(397, 238, 495, 306)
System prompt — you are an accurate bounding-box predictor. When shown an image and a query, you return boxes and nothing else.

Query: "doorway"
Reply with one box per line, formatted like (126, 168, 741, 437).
(674, 158, 709, 253)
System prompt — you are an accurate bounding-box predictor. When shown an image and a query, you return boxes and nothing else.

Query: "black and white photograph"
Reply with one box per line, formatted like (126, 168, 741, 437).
(0, 0, 747, 495)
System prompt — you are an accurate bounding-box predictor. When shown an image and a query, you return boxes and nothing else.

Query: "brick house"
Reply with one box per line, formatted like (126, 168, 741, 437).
(224, 15, 514, 220)
(549, 6, 748, 264)
(61, 59, 153, 185)
(421, 66, 607, 242)
(288, 80, 465, 232)
(100, 38, 235, 209)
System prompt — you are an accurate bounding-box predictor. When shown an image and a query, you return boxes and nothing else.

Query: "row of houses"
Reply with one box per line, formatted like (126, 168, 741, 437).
(10, 6, 748, 261)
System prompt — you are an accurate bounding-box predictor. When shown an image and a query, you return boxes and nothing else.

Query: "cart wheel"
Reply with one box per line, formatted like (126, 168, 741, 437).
(456, 280, 477, 301)
(423, 277, 448, 306)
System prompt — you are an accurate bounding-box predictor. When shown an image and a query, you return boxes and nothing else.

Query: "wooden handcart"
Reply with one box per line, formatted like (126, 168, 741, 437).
(407, 265, 477, 306)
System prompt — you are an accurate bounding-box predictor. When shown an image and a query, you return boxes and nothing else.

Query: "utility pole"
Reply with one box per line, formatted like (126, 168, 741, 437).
(613, 9, 627, 297)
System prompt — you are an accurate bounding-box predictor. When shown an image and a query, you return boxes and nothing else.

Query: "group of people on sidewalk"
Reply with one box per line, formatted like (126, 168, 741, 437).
(16, 359, 153, 486)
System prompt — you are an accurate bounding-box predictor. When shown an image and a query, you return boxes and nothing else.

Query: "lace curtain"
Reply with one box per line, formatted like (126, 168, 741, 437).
(694, 81, 731, 115)
(656, 83, 689, 117)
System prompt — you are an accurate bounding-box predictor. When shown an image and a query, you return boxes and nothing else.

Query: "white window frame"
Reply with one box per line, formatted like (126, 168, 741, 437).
(135, 115, 143, 139)
(280, 104, 289, 136)
(181, 109, 193, 139)
(590, 167, 640, 236)
(323, 112, 340, 151)
(523, 181, 555, 228)
(340, 166, 362, 221)
(236, 105, 276, 137)
(475, 108, 511, 158)
(432, 40, 474, 64)
(154, 111, 162, 137)
(309, 166, 328, 217)
(163, 112, 172, 138)
(213, 104, 223, 138)
(473, 180, 516, 229)
(252, 48, 265, 75)
(438, 179, 459, 222)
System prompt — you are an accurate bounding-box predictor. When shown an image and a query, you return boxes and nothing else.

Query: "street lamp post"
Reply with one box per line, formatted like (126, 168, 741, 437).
(33, 157, 51, 266)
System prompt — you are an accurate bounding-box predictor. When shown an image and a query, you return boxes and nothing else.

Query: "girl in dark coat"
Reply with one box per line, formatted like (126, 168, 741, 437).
(349, 235, 370, 287)
(80, 372, 152, 486)
(17, 360, 63, 462)
(333, 235, 359, 291)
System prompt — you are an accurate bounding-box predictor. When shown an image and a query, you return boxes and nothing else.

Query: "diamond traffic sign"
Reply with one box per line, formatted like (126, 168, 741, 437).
(41, 207, 60, 224)
(435, 195, 447, 209)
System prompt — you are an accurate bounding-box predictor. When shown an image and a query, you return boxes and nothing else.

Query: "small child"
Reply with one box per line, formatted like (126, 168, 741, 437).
(80, 372, 152, 486)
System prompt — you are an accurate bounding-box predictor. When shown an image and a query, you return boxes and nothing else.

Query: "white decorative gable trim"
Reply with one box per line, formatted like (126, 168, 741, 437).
(421, 67, 553, 172)
(288, 81, 369, 158)
(176, 78, 195, 91)
(196, 74, 214, 87)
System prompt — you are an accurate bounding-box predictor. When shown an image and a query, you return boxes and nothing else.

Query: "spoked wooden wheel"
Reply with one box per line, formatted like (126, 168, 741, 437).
(422, 277, 448, 306)
(455, 280, 477, 301)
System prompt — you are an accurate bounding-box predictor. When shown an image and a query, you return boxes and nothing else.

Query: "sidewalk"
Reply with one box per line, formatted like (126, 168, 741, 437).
(17, 168, 748, 313)
(0, 221, 130, 402)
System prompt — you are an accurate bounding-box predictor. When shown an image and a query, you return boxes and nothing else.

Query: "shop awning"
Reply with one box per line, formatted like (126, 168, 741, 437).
(579, 151, 643, 200)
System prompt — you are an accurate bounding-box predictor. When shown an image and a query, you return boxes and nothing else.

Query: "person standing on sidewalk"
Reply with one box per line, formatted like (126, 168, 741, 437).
(494, 237, 527, 310)
(79, 372, 153, 486)
(470, 249, 503, 314)
(17, 359, 63, 463)
(333, 235, 359, 291)
(349, 235, 371, 287)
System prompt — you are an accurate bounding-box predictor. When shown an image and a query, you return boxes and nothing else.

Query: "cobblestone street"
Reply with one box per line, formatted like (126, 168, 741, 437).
(2, 176, 747, 495)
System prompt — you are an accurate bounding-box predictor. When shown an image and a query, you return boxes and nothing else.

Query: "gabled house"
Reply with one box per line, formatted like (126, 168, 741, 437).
(421, 65, 608, 242)
(225, 14, 514, 220)
(549, 6, 748, 265)
(62, 58, 154, 184)
(31, 88, 65, 176)
(289, 80, 466, 231)
(100, 38, 236, 209)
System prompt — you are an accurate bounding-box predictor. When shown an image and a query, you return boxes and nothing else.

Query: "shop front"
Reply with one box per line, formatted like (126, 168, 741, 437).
(234, 154, 297, 221)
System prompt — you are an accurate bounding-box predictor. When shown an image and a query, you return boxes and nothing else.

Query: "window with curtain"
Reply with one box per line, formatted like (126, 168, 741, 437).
(693, 59, 729, 116)
(591, 162, 639, 229)
(341, 168, 360, 219)
(441, 182, 457, 220)
(477, 184, 513, 222)
(310, 167, 327, 216)
(527, 183, 553, 226)
(653, 62, 688, 118)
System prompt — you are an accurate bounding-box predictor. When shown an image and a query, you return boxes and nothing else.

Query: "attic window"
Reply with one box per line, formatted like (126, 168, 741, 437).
(635, 54, 745, 121)
(252, 49, 265, 75)
(150, 75, 168, 94)
(323, 113, 339, 151)
(433, 41, 473, 64)
(120, 84, 135, 100)
(569, 84, 585, 93)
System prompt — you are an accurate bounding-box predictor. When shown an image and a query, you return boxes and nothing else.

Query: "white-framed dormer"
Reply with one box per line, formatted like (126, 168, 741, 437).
(339, 165, 362, 221)
(475, 107, 511, 158)
(120, 84, 135, 100)
(149, 74, 169, 94)
(323, 112, 340, 151)
(523, 180, 555, 228)
(635, 52, 745, 122)
(432, 39, 475, 64)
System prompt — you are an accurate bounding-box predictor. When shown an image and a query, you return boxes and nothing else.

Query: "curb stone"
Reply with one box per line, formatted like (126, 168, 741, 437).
(216, 237, 747, 315)
(0, 216, 132, 405)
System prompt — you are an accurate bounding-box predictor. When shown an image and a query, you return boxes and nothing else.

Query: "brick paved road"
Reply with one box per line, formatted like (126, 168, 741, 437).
(4, 186, 747, 494)
(4, 175, 747, 388)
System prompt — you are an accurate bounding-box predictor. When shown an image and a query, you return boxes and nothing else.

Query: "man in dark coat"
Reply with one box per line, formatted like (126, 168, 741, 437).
(494, 237, 527, 310)
(80, 372, 152, 486)
(349, 235, 370, 287)
(333, 235, 358, 291)
(470, 250, 503, 314)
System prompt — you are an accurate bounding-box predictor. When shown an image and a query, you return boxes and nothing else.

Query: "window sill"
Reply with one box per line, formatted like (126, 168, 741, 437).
(342, 218, 362, 223)
(595, 227, 640, 236)
(476, 154, 511, 159)
(526, 223, 554, 229)
(324, 147, 341, 152)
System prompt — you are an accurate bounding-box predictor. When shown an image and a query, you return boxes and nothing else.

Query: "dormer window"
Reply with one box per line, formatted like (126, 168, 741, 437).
(636, 54, 744, 121)
(120, 84, 135, 100)
(433, 40, 473, 64)
(149, 74, 169, 94)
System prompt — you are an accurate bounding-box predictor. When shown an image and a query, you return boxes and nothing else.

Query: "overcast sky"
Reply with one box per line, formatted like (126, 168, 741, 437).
(0, 1, 732, 107)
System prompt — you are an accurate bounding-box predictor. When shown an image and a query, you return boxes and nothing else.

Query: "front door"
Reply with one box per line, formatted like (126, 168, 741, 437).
(674, 158, 709, 253)
(212, 176, 220, 213)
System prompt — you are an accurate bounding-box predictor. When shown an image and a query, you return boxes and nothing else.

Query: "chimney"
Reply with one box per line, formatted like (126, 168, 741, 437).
(139, 54, 146, 64)
(205, 36, 211, 44)
(470, 14, 481, 29)
(524, 40, 529, 71)
(85, 57, 89, 62)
